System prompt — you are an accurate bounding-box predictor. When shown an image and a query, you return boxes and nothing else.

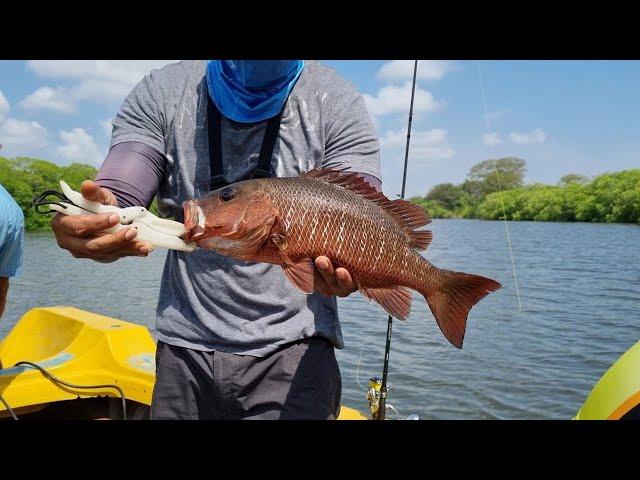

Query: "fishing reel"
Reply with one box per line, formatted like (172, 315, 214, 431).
(366, 377, 420, 420)
(367, 377, 383, 418)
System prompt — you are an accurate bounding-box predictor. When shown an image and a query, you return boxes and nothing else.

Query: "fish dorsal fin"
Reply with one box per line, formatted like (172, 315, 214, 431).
(300, 168, 433, 250)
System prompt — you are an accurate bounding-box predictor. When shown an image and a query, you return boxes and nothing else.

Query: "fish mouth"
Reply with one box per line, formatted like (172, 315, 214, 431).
(181, 200, 233, 244)
(181, 200, 206, 242)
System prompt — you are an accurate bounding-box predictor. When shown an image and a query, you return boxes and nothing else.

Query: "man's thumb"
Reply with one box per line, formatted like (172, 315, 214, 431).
(80, 180, 116, 206)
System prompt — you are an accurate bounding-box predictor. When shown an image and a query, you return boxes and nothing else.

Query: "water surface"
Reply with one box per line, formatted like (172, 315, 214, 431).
(3, 220, 638, 419)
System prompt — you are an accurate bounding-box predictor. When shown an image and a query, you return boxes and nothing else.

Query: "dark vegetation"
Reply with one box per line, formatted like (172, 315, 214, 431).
(410, 157, 639, 224)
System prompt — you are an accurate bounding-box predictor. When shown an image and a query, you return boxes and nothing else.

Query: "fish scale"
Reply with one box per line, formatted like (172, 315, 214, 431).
(260, 176, 425, 290)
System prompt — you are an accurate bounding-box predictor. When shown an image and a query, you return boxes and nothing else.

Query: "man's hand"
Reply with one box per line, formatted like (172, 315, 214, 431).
(51, 180, 154, 263)
(314, 256, 357, 298)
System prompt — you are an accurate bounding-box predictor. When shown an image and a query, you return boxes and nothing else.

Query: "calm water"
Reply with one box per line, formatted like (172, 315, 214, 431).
(2, 220, 639, 419)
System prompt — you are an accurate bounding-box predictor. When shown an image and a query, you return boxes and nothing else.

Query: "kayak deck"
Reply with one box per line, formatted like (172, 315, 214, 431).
(0, 306, 366, 420)
(575, 338, 640, 420)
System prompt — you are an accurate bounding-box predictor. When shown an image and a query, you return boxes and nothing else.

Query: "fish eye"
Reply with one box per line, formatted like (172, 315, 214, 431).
(219, 187, 237, 202)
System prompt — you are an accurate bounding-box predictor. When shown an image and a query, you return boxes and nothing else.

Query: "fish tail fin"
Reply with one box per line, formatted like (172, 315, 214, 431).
(418, 268, 501, 349)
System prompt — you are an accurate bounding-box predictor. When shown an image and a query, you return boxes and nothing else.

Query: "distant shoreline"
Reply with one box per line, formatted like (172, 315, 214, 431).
(411, 167, 639, 226)
(2, 156, 639, 231)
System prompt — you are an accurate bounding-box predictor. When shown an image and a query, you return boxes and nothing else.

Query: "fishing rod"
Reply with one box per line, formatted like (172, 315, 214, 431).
(374, 60, 418, 421)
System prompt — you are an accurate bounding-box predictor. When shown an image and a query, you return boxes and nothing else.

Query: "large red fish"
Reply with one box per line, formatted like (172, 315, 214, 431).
(182, 168, 501, 348)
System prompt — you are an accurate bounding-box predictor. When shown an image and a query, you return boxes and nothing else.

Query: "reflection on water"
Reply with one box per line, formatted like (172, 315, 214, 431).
(2, 220, 639, 419)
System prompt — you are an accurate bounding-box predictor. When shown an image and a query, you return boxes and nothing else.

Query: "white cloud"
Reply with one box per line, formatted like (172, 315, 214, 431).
(71, 78, 140, 103)
(0, 90, 9, 122)
(0, 118, 48, 152)
(55, 128, 104, 166)
(510, 128, 547, 144)
(380, 127, 454, 163)
(25, 60, 178, 105)
(377, 60, 456, 82)
(19, 86, 76, 113)
(101, 118, 113, 138)
(363, 82, 443, 117)
(483, 132, 502, 146)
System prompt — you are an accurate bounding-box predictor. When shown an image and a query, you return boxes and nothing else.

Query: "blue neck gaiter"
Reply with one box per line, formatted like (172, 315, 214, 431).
(206, 60, 304, 123)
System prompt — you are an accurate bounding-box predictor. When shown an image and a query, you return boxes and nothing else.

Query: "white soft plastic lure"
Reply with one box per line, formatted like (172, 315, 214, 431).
(47, 181, 196, 252)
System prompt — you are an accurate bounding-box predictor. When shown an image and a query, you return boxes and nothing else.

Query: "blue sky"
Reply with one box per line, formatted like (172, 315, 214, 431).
(0, 60, 638, 197)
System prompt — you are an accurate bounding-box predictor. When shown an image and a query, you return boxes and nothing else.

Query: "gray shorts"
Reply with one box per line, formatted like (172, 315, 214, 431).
(151, 337, 342, 420)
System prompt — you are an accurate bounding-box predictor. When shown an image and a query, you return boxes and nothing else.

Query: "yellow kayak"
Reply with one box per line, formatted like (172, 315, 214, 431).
(0, 306, 366, 420)
(575, 339, 640, 420)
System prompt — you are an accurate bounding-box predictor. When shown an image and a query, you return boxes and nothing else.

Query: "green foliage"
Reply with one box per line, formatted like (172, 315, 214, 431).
(0, 157, 100, 231)
(460, 179, 485, 204)
(425, 183, 470, 211)
(148, 197, 160, 216)
(2, 157, 638, 230)
(410, 156, 639, 225)
(410, 196, 459, 219)
(467, 157, 526, 195)
(1, 158, 95, 229)
(474, 170, 640, 224)
(0, 156, 169, 231)
(559, 173, 589, 186)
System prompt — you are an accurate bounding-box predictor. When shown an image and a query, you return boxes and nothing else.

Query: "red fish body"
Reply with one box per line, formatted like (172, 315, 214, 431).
(182, 169, 501, 348)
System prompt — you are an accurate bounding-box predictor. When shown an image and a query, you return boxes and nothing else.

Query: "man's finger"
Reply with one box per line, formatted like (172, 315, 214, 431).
(83, 227, 139, 254)
(60, 231, 145, 257)
(109, 240, 154, 255)
(81, 180, 117, 206)
(83, 247, 152, 261)
(315, 256, 339, 290)
(77, 250, 150, 262)
(55, 212, 120, 237)
(335, 267, 355, 292)
(314, 275, 333, 297)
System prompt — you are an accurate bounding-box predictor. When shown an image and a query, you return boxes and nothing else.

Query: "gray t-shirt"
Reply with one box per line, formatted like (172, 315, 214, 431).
(107, 60, 381, 357)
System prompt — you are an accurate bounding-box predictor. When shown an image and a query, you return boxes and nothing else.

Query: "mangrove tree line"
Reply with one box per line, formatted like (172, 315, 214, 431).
(1, 156, 638, 231)
(410, 157, 639, 224)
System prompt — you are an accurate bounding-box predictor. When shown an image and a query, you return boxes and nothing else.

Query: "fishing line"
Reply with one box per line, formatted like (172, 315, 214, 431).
(475, 61, 523, 311)
(355, 341, 367, 390)
(354, 329, 382, 390)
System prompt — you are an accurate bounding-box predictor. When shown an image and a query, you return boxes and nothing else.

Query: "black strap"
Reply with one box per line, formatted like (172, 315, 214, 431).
(207, 95, 283, 191)
(207, 95, 225, 190)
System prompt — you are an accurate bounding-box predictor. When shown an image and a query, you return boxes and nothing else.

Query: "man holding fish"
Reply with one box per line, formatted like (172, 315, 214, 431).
(51, 60, 500, 420)
(51, 60, 383, 419)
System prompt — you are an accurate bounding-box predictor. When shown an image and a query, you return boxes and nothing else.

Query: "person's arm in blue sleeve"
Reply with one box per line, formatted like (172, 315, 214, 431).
(0, 186, 25, 317)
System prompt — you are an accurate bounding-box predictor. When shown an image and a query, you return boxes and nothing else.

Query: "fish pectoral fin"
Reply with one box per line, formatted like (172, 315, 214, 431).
(281, 258, 316, 294)
(270, 232, 289, 255)
(270, 229, 315, 294)
(360, 286, 412, 321)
